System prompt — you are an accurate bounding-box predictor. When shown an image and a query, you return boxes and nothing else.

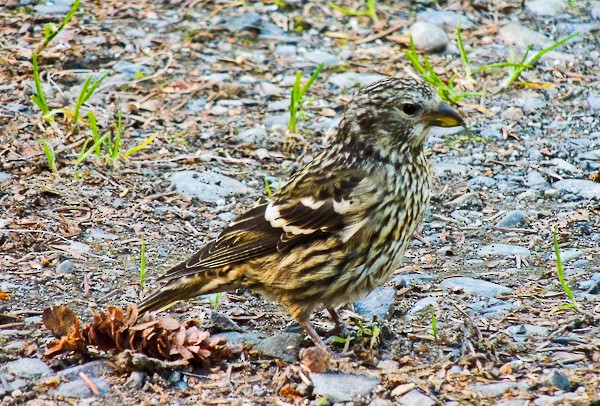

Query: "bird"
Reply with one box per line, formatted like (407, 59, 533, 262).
(137, 76, 464, 352)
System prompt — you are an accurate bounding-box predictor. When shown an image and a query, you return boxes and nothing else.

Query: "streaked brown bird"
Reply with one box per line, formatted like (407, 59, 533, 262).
(138, 77, 464, 352)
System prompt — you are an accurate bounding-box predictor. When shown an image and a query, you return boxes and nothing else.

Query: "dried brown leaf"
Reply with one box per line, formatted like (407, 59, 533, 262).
(42, 305, 79, 338)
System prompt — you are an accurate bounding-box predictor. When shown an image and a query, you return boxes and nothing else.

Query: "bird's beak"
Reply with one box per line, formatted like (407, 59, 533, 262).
(424, 103, 465, 128)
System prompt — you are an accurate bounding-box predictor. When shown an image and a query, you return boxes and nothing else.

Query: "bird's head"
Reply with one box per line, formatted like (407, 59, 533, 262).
(338, 77, 464, 156)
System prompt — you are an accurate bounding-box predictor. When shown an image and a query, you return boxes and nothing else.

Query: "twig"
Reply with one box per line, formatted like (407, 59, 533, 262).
(355, 22, 405, 44)
(79, 371, 100, 396)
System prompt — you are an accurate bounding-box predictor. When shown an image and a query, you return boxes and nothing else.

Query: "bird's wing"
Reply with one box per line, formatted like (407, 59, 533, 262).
(159, 169, 371, 281)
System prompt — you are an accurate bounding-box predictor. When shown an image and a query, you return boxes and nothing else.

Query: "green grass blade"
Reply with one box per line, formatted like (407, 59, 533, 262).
(87, 112, 102, 157)
(553, 227, 577, 308)
(299, 63, 324, 98)
(31, 53, 50, 116)
(39, 137, 58, 174)
(139, 234, 147, 289)
(40, 0, 81, 50)
(456, 23, 471, 79)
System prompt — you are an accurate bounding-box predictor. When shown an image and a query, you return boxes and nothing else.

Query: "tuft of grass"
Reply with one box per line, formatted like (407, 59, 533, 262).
(430, 306, 438, 341)
(499, 33, 578, 89)
(74, 112, 154, 177)
(139, 234, 147, 290)
(552, 227, 579, 312)
(39, 137, 58, 176)
(475, 33, 579, 89)
(332, 320, 381, 351)
(329, 0, 378, 22)
(288, 63, 324, 133)
(456, 23, 472, 80)
(72, 72, 110, 127)
(404, 36, 481, 104)
(208, 293, 223, 311)
(31, 0, 81, 120)
(31, 53, 51, 119)
(264, 176, 273, 197)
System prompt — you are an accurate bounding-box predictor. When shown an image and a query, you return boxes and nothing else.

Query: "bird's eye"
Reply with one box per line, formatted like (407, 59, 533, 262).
(401, 103, 421, 116)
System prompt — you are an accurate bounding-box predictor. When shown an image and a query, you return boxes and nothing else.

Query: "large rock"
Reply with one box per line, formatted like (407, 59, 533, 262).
(311, 373, 380, 402)
(408, 22, 448, 52)
(440, 277, 512, 297)
(553, 179, 600, 199)
(170, 170, 254, 203)
(498, 23, 552, 48)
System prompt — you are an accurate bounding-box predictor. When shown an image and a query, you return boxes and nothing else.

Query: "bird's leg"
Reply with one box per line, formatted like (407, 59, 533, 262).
(300, 320, 333, 357)
(327, 307, 343, 335)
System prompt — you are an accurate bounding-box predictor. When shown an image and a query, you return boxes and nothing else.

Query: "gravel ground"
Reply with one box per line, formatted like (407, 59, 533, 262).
(1, 0, 599, 404)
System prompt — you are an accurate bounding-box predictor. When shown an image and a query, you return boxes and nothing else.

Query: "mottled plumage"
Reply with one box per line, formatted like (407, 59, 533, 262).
(138, 77, 464, 351)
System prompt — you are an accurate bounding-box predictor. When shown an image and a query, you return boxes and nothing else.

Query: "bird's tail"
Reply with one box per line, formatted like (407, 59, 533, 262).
(137, 272, 237, 315)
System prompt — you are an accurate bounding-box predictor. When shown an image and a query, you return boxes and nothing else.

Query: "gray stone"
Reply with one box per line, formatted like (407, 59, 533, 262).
(87, 228, 118, 241)
(393, 273, 436, 288)
(495, 399, 528, 406)
(553, 179, 600, 199)
(214, 331, 264, 346)
(225, 12, 262, 32)
(255, 332, 303, 363)
(526, 0, 567, 16)
(546, 370, 572, 391)
(67, 241, 92, 254)
(470, 381, 528, 397)
(533, 393, 583, 405)
(467, 176, 496, 189)
(476, 244, 530, 258)
(35, 0, 73, 15)
(433, 163, 469, 177)
(551, 248, 584, 262)
(56, 259, 74, 274)
(517, 92, 548, 113)
(496, 210, 527, 228)
(54, 378, 110, 398)
(311, 373, 380, 402)
(440, 277, 512, 297)
(469, 298, 518, 319)
(304, 50, 339, 67)
(185, 98, 207, 114)
(0, 377, 26, 396)
(237, 126, 268, 144)
(498, 23, 552, 48)
(0, 172, 12, 182)
(408, 22, 448, 52)
(408, 297, 437, 314)
(524, 171, 547, 187)
(211, 311, 244, 332)
(170, 171, 254, 203)
(125, 371, 145, 390)
(55, 360, 112, 381)
(506, 324, 550, 340)
(266, 99, 290, 112)
(259, 82, 283, 97)
(417, 10, 474, 30)
(354, 286, 396, 321)
(397, 389, 435, 406)
(549, 158, 582, 174)
(579, 149, 600, 161)
(588, 94, 600, 110)
(264, 113, 289, 127)
(485, 241, 521, 256)
(3, 358, 51, 378)
(329, 72, 387, 88)
(369, 398, 394, 406)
